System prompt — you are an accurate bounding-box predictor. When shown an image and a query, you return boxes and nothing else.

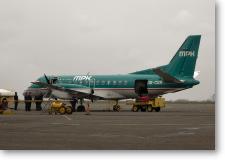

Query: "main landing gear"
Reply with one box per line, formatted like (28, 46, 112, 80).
(113, 100, 120, 112)
(77, 99, 86, 112)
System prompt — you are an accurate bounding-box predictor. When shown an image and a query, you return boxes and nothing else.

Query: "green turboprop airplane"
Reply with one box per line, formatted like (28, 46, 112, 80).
(24, 35, 201, 111)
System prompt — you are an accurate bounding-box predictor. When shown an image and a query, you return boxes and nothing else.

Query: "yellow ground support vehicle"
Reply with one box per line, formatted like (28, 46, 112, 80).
(129, 97, 166, 112)
(48, 100, 73, 115)
(0, 109, 14, 115)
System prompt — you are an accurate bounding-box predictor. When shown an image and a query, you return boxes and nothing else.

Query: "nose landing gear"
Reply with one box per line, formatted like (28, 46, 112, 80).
(77, 99, 86, 112)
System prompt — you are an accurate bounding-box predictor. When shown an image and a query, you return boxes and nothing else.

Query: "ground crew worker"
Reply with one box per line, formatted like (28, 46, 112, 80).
(35, 94, 43, 111)
(24, 93, 29, 111)
(70, 96, 78, 112)
(27, 93, 32, 111)
(24, 93, 32, 111)
(14, 92, 18, 110)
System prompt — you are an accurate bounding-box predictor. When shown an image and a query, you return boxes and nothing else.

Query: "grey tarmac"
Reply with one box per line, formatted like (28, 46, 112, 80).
(0, 103, 215, 150)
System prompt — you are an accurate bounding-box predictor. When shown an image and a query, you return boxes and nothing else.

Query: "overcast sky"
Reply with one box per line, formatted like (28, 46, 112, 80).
(0, 0, 215, 100)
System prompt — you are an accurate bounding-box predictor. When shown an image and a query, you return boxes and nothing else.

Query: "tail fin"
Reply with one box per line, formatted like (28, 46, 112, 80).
(163, 35, 201, 78)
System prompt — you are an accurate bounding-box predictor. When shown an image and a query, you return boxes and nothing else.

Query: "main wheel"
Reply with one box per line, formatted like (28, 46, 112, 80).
(154, 107, 161, 112)
(65, 106, 73, 114)
(59, 106, 66, 115)
(113, 105, 120, 112)
(141, 106, 147, 112)
(116, 105, 120, 112)
(147, 105, 153, 112)
(77, 105, 85, 112)
(132, 105, 139, 112)
(113, 105, 117, 111)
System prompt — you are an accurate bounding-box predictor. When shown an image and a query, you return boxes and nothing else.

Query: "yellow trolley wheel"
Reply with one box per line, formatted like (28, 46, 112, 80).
(65, 106, 73, 114)
(59, 106, 66, 115)
(147, 105, 153, 112)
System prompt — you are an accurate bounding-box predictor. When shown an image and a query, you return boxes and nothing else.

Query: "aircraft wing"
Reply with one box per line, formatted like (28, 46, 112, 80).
(31, 81, 102, 99)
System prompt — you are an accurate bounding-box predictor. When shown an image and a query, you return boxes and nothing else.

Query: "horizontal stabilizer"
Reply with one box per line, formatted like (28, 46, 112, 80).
(152, 68, 182, 83)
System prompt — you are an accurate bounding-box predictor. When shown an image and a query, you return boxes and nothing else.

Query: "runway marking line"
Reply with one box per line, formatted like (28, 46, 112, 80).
(63, 115, 72, 121)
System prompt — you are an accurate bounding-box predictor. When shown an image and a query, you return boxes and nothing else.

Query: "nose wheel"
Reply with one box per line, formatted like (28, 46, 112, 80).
(113, 105, 120, 112)
(77, 98, 86, 112)
(77, 105, 85, 112)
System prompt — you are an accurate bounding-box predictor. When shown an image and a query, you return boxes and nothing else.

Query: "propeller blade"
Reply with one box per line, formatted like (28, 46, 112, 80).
(44, 74, 50, 84)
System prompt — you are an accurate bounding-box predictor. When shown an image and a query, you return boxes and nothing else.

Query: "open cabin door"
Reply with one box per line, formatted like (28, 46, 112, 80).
(134, 80, 148, 96)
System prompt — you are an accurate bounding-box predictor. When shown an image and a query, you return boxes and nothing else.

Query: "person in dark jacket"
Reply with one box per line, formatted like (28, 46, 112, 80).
(24, 93, 32, 111)
(70, 96, 78, 112)
(14, 92, 18, 110)
(24, 93, 29, 111)
(27, 93, 32, 111)
(35, 94, 43, 111)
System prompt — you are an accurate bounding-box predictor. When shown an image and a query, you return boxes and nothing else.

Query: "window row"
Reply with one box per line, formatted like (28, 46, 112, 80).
(73, 80, 128, 86)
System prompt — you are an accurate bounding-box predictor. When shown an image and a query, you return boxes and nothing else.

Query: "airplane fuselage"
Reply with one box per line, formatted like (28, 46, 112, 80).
(25, 74, 199, 100)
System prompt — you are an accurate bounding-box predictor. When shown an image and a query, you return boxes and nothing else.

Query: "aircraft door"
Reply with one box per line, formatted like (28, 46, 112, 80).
(134, 80, 148, 96)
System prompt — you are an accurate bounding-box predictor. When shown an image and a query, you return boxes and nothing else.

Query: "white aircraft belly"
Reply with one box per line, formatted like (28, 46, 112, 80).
(53, 87, 185, 100)
(95, 90, 125, 99)
(52, 89, 71, 99)
(74, 88, 125, 99)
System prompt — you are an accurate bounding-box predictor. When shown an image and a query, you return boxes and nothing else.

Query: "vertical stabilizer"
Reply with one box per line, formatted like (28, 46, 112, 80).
(163, 35, 201, 78)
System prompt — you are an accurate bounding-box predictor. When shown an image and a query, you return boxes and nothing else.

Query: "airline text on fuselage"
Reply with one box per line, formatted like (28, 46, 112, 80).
(73, 76, 92, 81)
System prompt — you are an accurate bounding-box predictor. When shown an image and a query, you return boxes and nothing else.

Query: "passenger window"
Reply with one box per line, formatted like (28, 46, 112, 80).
(113, 81, 117, 85)
(84, 80, 88, 85)
(107, 81, 111, 85)
(124, 81, 128, 85)
(148, 81, 153, 85)
(90, 79, 94, 85)
(101, 81, 105, 85)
